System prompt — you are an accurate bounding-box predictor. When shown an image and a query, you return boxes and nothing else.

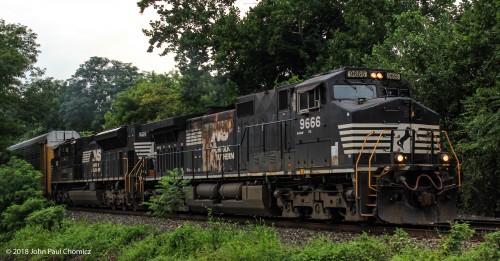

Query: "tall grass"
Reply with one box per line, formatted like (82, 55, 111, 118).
(1, 219, 498, 261)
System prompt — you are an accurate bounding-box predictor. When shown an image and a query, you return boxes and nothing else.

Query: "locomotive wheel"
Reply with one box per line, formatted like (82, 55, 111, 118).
(323, 218, 334, 225)
(111, 198, 118, 210)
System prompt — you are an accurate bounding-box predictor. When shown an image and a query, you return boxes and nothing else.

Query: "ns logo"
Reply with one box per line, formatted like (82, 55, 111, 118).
(397, 127, 411, 150)
(394, 127, 412, 153)
(83, 149, 102, 163)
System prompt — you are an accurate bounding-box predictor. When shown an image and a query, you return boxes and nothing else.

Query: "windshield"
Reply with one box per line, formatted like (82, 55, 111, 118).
(332, 84, 377, 100)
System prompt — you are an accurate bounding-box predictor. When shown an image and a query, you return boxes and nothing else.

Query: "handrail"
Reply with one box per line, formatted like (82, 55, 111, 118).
(151, 118, 296, 177)
(123, 157, 129, 192)
(125, 158, 144, 193)
(134, 159, 144, 193)
(238, 118, 296, 145)
(441, 131, 461, 187)
(368, 130, 388, 191)
(355, 131, 375, 201)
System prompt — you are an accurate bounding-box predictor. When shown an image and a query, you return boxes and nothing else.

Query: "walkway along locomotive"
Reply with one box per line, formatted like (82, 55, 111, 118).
(10, 67, 461, 225)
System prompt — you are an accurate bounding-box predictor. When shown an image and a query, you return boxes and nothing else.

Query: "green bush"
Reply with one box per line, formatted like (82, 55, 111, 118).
(143, 170, 190, 217)
(0, 157, 49, 241)
(51, 221, 152, 260)
(382, 228, 435, 261)
(205, 216, 240, 250)
(118, 233, 162, 261)
(1, 220, 153, 261)
(441, 223, 475, 255)
(26, 205, 66, 231)
(1, 197, 49, 232)
(336, 233, 392, 261)
(458, 231, 500, 261)
(385, 228, 412, 253)
(204, 223, 283, 261)
(0, 157, 44, 213)
(0, 225, 53, 260)
(119, 219, 282, 261)
(287, 236, 337, 261)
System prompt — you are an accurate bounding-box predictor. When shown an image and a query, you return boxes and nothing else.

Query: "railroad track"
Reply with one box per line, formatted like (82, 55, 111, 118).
(66, 207, 499, 240)
(457, 218, 500, 233)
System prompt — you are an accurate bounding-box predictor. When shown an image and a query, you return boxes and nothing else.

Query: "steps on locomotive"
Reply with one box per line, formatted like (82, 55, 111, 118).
(358, 171, 381, 217)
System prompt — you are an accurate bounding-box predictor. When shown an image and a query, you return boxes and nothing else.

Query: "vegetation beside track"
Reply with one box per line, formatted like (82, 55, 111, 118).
(1, 212, 499, 260)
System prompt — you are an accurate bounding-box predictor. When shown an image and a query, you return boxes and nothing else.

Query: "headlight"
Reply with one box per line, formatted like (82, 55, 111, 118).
(394, 153, 406, 163)
(439, 153, 450, 163)
(370, 72, 384, 80)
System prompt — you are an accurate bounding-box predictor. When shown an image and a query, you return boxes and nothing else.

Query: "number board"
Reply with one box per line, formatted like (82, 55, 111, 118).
(346, 70, 368, 78)
(386, 72, 401, 80)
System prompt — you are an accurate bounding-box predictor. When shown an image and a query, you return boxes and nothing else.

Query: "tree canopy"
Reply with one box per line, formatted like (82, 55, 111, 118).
(0, 19, 40, 152)
(59, 57, 140, 132)
(103, 72, 185, 128)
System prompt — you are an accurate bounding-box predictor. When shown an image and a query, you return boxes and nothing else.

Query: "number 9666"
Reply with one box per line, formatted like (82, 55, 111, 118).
(299, 116, 321, 130)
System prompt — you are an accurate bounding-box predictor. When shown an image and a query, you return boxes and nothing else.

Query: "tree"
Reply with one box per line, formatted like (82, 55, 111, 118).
(138, 0, 237, 73)
(321, 0, 425, 71)
(179, 71, 238, 113)
(453, 0, 498, 93)
(0, 19, 40, 152)
(0, 19, 39, 94)
(104, 71, 237, 128)
(220, 0, 344, 93)
(0, 157, 44, 215)
(0, 158, 64, 236)
(139, 0, 444, 95)
(104, 72, 186, 128)
(363, 9, 465, 129)
(16, 75, 66, 139)
(457, 87, 500, 216)
(364, 0, 499, 216)
(138, 0, 240, 108)
(59, 57, 140, 132)
(138, 0, 344, 93)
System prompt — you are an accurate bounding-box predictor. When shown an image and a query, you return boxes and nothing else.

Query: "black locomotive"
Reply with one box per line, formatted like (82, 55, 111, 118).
(10, 67, 461, 225)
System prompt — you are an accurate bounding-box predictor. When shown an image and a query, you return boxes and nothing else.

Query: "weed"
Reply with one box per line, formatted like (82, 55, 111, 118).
(441, 222, 475, 254)
(2, 216, 499, 261)
(143, 169, 190, 217)
(26, 205, 66, 231)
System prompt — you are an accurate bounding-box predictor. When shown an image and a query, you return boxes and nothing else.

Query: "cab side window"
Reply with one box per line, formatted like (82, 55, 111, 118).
(297, 86, 323, 113)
